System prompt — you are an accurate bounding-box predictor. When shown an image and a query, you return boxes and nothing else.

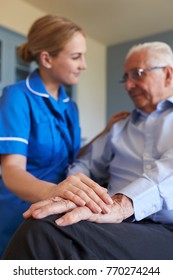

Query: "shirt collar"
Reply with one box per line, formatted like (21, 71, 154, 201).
(131, 96, 173, 122)
(26, 69, 70, 103)
(158, 95, 173, 109)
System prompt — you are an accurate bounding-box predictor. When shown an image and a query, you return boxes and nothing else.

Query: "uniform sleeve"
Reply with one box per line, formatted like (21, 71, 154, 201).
(0, 84, 30, 156)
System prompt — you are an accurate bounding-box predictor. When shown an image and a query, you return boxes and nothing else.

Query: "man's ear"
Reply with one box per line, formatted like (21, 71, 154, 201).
(165, 66, 173, 86)
(39, 51, 52, 69)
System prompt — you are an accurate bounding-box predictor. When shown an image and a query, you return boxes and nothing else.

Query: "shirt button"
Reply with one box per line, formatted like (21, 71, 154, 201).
(149, 117, 155, 121)
(144, 153, 150, 158)
(151, 205, 157, 212)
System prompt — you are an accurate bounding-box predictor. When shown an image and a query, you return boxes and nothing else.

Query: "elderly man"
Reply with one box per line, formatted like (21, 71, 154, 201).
(3, 41, 173, 260)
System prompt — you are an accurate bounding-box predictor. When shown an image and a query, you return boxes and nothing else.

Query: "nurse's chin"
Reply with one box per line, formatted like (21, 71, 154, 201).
(69, 78, 80, 85)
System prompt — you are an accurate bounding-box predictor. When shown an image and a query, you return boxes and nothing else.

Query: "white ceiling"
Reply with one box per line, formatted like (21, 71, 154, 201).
(22, 0, 173, 46)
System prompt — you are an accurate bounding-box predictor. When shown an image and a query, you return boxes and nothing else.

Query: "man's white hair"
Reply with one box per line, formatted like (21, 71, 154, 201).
(126, 41, 173, 67)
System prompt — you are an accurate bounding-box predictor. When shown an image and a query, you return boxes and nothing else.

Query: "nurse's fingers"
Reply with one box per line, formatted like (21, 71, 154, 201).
(67, 173, 113, 206)
(104, 111, 130, 132)
(54, 173, 113, 214)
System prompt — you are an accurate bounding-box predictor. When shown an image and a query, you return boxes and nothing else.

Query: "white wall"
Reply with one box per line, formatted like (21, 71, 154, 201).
(0, 0, 44, 34)
(0, 0, 106, 142)
(77, 37, 106, 141)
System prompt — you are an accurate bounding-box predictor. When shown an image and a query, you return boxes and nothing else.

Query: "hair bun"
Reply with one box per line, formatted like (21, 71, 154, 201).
(18, 42, 34, 63)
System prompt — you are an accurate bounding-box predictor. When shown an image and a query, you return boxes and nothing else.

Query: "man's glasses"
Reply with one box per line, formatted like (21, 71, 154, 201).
(120, 66, 166, 83)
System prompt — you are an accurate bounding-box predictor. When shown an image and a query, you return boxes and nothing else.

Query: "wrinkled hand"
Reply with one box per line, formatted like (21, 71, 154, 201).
(23, 196, 77, 219)
(24, 194, 134, 227)
(55, 194, 134, 226)
(55, 204, 122, 226)
(49, 173, 113, 214)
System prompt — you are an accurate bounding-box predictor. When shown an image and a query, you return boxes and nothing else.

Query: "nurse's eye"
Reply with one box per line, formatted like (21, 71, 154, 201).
(72, 56, 80, 60)
(71, 53, 81, 60)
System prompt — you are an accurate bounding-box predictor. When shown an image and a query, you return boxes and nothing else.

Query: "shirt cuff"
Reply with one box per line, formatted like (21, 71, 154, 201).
(117, 177, 162, 221)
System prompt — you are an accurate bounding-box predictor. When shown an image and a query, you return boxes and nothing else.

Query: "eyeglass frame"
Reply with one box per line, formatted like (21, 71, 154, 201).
(119, 66, 166, 84)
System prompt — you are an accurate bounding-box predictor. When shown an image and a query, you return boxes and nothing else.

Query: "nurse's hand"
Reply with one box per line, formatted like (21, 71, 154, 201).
(49, 173, 113, 214)
(103, 112, 130, 134)
(54, 194, 133, 226)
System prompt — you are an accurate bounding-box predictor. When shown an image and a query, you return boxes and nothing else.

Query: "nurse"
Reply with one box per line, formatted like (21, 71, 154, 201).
(0, 14, 128, 257)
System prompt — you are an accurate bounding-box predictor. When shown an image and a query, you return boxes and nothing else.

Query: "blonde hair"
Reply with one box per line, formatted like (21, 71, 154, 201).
(126, 41, 173, 67)
(18, 14, 85, 64)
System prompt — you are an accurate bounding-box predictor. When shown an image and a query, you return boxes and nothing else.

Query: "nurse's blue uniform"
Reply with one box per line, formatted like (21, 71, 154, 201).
(0, 69, 81, 257)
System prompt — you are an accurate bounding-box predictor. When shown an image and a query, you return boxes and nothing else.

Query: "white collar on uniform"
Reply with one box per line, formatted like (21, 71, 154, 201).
(26, 75, 49, 98)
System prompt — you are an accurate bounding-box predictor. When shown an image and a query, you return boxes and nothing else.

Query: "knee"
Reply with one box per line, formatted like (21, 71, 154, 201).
(3, 215, 63, 259)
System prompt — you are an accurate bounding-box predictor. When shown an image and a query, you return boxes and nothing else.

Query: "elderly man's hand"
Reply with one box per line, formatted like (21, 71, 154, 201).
(23, 197, 77, 219)
(54, 193, 134, 226)
(24, 194, 134, 226)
